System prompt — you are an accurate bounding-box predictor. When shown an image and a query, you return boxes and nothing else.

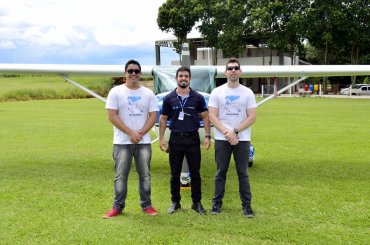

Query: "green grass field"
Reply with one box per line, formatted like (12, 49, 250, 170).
(0, 96, 369, 244)
(0, 75, 112, 101)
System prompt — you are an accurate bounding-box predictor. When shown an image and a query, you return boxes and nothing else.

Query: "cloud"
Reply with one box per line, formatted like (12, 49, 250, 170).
(0, 0, 180, 65)
(0, 40, 16, 49)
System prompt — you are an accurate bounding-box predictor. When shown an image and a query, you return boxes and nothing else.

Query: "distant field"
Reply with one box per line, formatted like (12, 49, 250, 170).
(0, 97, 369, 244)
(0, 75, 155, 102)
(0, 75, 67, 94)
(0, 75, 114, 101)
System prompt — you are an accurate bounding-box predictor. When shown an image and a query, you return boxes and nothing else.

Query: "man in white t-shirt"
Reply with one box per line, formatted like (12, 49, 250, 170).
(208, 58, 257, 218)
(103, 60, 159, 218)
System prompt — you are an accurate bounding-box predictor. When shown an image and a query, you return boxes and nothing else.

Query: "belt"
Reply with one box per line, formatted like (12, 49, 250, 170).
(171, 131, 198, 137)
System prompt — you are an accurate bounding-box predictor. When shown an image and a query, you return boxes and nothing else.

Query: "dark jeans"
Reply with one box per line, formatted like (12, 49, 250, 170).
(212, 140, 252, 208)
(169, 132, 202, 203)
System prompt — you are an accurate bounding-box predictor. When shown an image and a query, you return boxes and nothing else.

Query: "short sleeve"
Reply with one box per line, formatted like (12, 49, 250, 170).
(105, 87, 118, 110)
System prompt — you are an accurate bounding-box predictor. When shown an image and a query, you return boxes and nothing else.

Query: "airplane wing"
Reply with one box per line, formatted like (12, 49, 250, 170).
(1, 64, 370, 78)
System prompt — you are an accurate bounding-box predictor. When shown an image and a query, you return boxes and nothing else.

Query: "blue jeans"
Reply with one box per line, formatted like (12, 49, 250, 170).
(112, 144, 152, 211)
(212, 140, 252, 208)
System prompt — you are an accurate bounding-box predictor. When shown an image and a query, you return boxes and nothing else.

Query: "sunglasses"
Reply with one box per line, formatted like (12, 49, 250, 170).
(226, 66, 240, 71)
(127, 69, 141, 74)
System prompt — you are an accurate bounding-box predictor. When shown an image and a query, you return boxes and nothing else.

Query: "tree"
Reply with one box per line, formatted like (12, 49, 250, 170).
(304, 0, 370, 87)
(277, 0, 308, 65)
(342, 0, 370, 65)
(196, 0, 247, 63)
(194, 0, 225, 65)
(217, 0, 248, 58)
(157, 0, 370, 71)
(157, 0, 200, 59)
(244, 0, 308, 65)
(305, 0, 347, 65)
(342, 0, 370, 84)
(246, 0, 276, 65)
(304, 0, 347, 92)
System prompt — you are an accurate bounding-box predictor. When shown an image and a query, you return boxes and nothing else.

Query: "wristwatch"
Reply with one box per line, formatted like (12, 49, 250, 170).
(233, 128, 239, 134)
(205, 135, 211, 139)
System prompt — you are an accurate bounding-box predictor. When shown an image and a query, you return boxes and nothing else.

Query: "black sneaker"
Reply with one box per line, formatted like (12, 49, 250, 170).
(191, 202, 206, 215)
(242, 206, 255, 218)
(211, 203, 221, 214)
(168, 202, 181, 214)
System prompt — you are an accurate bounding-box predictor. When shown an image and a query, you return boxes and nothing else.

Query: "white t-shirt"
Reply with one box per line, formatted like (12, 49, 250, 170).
(208, 83, 257, 141)
(105, 84, 158, 144)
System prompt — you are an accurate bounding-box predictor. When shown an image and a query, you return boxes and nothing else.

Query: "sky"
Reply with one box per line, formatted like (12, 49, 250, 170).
(0, 0, 196, 65)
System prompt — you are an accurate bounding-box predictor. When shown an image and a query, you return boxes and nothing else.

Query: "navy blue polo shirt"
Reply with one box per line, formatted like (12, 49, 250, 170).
(161, 89, 207, 132)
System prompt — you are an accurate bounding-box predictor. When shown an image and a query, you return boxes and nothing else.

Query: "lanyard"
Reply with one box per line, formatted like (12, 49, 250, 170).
(178, 96, 189, 111)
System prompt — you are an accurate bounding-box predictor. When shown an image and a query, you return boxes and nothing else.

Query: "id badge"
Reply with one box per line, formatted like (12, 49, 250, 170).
(178, 111, 184, 120)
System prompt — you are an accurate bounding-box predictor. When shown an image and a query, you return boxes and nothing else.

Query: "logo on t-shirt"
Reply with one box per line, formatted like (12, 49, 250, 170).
(128, 96, 143, 115)
(224, 95, 241, 116)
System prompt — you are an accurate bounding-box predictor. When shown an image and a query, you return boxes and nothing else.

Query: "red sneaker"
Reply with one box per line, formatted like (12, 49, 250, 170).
(103, 208, 121, 219)
(143, 206, 158, 216)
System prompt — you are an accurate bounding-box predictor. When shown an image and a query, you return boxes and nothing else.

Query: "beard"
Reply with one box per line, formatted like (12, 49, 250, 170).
(178, 82, 189, 89)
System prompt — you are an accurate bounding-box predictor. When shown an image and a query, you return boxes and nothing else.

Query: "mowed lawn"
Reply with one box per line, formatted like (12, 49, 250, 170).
(0, 97, 369, 244)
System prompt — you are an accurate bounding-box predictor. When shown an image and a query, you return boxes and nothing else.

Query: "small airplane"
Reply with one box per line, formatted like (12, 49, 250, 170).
(1, 62, 370, 185)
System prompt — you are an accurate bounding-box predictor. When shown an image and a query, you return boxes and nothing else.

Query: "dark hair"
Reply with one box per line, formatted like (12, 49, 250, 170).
(226, 58, 240, 68)
(125, 59, 141, 71)
(176, 66, 191, 78)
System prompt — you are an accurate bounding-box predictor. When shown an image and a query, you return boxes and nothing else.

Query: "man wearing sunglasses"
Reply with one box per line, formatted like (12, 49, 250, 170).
(103, 59, 159, 218)
(208, 58, 257, 218)
(159, 66, 211, 215)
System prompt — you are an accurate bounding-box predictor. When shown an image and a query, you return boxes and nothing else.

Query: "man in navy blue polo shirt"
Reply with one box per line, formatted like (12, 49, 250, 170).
(159, 66, 211, 215)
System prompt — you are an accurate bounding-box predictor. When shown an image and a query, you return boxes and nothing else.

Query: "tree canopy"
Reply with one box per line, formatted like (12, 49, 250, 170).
(157, 0, 370, 65)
